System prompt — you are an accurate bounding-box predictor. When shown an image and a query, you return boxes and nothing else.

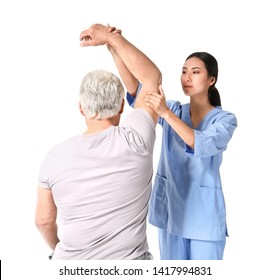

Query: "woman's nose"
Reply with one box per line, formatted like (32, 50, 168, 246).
(186, 74, 191, 82)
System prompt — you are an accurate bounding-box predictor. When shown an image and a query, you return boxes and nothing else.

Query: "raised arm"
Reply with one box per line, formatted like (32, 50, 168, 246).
(80, 24, 162, 123)
(105, 26, 139, 96)
(108, 47, 139, 96)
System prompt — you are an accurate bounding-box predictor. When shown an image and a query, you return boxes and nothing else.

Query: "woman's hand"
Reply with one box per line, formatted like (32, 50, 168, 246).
(144, 85, 170, 117)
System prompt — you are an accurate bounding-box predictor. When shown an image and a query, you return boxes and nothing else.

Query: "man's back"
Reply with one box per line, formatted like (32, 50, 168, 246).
(38, 109, 155, 259)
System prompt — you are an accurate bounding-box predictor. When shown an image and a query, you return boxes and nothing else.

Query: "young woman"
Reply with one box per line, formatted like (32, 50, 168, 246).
(107, 26, 237, 259)
(143, 52, 237, 260)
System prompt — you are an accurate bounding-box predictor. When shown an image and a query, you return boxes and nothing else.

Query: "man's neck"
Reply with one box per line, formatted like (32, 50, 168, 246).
(84, 116, 120, 135)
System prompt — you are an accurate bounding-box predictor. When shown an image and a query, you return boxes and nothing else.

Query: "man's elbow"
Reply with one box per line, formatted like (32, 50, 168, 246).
(156, 70, 162, 85)
(150, 70, 162, 91)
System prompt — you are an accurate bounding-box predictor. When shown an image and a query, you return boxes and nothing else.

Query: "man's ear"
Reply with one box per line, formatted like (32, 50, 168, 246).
(119, 99, 125, 114)
(79, 102, 85, 116)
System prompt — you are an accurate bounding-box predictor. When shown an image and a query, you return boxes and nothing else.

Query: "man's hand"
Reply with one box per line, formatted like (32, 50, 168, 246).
(105, 24, 121, 52)
(106, 24, 121, 35)
(80, 23, 111, 47)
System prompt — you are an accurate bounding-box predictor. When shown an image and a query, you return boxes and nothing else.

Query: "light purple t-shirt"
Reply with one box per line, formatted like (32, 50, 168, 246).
(38, 108, 155, 259)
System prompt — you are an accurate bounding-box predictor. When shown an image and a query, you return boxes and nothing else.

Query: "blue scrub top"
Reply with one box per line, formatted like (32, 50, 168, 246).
(127, 90, 237, 241)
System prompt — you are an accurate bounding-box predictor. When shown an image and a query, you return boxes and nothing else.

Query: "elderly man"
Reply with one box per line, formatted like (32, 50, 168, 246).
(35, 23, 161, 260)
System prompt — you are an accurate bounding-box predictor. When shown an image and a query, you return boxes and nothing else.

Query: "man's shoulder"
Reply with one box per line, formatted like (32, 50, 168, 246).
(46, 135, 79, 155)
(118, 108, 156, 153)
(121, 108, 155, 130)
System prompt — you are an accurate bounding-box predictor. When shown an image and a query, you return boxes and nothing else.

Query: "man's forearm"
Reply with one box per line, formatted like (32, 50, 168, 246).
(110, 48, 139, 96)
(80, 24, 161, 90)
(80, 23, 161, 122)
(37, 223, 59, 250)
(107, 33, 161, 89)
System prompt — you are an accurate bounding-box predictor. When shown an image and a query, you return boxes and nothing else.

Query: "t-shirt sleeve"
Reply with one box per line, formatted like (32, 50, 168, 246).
(38, 148, 55, 189)
(38, 162, 51, 189)
(121, 108, 156, 154)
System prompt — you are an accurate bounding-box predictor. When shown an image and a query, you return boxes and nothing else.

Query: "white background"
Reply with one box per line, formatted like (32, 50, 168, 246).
(0, 0, 268, 279)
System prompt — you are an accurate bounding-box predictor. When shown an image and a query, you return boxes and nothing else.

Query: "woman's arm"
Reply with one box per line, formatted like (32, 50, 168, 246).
(145, 85, 195, 148)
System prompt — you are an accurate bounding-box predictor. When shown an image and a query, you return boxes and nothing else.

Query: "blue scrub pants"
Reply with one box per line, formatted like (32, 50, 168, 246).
(158, 228, 226, 260)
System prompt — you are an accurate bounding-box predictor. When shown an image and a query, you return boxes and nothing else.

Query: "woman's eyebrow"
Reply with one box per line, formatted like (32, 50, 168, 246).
(182, 66, 202, 70)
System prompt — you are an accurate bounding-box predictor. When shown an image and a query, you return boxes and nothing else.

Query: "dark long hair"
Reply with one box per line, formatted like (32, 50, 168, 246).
(186, 52, 221, 107)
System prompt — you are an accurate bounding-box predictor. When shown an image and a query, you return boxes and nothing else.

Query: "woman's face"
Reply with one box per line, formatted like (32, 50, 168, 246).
(181, 57, 215, 98)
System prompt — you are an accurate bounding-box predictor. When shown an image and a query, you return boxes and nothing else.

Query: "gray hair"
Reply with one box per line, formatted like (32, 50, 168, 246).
(79, 70, 125, 119)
